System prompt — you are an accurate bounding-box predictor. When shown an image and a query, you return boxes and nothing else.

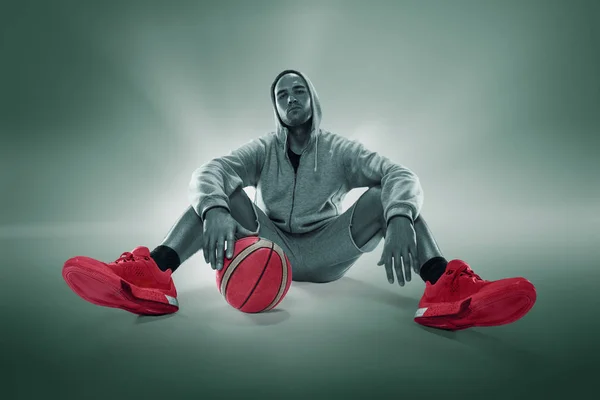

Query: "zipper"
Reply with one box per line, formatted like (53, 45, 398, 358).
(286, 152, 300, 233)
(288, 175, 297, 233)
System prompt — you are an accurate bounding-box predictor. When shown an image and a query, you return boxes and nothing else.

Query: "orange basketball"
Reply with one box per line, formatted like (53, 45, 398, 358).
(216, 236, 292, 313)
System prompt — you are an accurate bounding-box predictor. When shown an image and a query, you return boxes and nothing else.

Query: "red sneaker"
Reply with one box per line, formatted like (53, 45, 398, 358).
(414, 260, 536, 330)
(62, 246, 179, 315)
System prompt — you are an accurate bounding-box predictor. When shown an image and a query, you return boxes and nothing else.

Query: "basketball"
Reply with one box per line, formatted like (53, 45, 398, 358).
(216, 236, 292, 313)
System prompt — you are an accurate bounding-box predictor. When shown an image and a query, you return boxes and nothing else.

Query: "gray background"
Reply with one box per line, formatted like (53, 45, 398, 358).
(2, 0, 599, 399)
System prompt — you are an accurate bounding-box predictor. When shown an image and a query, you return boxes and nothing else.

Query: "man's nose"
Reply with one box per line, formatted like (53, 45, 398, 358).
(287, 96, 298, 105)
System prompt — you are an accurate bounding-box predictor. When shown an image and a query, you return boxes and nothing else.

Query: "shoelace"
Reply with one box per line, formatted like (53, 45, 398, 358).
(447, 264, 483, 283)
(458, 265, 483, 282)
(115, 251, 151, 264)
(115, 252, 137, 263)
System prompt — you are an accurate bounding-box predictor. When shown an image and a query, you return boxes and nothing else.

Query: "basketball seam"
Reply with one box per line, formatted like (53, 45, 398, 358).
(222, 248, 261, 293)
(262, 255, 284, 311)
(264, 243, 289, 311)
(220, 238, 270, 295)
(238, 242, 274, 311)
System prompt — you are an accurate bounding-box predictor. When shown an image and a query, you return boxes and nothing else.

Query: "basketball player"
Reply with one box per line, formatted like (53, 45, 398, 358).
(62, 70, 536, 330)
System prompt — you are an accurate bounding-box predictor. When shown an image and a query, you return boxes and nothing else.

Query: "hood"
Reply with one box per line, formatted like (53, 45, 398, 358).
(270, 69, 323, 172)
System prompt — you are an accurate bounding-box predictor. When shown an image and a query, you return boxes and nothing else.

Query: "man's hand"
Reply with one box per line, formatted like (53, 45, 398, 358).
(202, 207, 255, 270)
(377, 216, 418, 286)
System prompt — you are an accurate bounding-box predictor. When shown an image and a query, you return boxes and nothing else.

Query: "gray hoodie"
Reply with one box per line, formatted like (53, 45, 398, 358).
(188, 70, 424, 234)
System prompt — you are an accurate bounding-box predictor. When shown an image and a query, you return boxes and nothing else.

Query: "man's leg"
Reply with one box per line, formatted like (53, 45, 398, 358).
(150, 187, 260, 272)
(62, 186, 293, 315)
(349, 186, 536, 329)
(350, 186, 448, 284)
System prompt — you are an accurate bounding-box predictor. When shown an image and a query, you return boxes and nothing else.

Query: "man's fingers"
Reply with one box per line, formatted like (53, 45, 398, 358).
(377, 251, 386, 266)
(393, 251, 405, 287)
(378, 251, 394, 283)
(226, 231, 235, 259)
(208, 238, 217, 270)
(215, 236, 225, 270)
(202, 235, 210, 265)
(404, 249, 412, 283)
(411, 247, 420, 273)
(385, 255, 394, 284)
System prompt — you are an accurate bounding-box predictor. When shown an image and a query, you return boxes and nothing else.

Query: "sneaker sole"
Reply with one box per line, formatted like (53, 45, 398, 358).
(62, 262, 179, 316)
(464, 280, 536, 327)
(414, 280, 536, 331)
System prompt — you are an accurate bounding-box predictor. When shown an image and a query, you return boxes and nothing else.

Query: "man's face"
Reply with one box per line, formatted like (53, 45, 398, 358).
(274, 73, 312, 127)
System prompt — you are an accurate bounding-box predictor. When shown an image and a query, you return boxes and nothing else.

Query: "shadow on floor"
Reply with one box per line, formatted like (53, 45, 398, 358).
(291, 276, 418, 310)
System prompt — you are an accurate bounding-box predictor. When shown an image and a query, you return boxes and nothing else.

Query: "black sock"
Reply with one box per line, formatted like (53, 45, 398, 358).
(150, 245, 181, 272)
(419, 256, 448, 284)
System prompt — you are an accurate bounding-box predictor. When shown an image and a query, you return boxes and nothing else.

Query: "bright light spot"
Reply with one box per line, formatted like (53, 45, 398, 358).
(244, 186, 257, 201)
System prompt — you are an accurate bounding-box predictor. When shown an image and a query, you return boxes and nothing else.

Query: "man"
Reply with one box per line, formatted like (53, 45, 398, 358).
(63, 70, 536, 330)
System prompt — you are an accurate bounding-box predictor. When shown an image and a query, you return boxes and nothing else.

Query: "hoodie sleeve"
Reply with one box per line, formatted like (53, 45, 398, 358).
(341, 138, 424, 223)
(188, 137, 267, 220)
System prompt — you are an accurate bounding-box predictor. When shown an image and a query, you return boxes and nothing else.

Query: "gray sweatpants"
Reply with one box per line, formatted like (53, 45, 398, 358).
(248, 197, 383, 283)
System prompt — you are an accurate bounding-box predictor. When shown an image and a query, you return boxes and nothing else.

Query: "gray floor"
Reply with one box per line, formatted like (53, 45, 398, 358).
(3, 230, 598, 400)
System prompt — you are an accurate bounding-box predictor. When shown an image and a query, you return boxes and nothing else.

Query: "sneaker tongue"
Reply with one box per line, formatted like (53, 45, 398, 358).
(132, 246, 151, 257)
(459, 265, 482, 281)
(447, 260, 471, 274)
(447, 259, 468, 269)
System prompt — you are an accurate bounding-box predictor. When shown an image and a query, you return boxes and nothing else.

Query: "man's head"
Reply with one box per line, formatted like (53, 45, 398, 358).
(273, 72, 313, 127)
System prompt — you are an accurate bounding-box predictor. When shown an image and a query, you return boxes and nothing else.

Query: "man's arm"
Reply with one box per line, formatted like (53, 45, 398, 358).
(188, 137, 267, 221)
(341, 138, 424, 224)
